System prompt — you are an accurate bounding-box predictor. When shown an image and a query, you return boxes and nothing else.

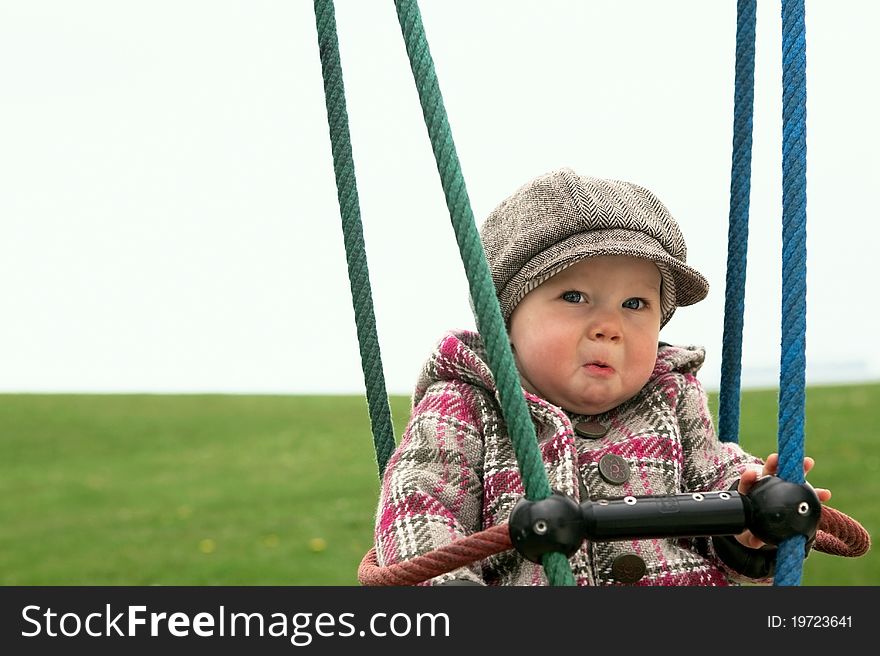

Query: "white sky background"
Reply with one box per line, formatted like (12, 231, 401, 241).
(1, 1, 878, 395)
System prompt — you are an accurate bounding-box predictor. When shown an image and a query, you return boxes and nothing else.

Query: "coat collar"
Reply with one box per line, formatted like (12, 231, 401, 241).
(413, 329, 706, 435)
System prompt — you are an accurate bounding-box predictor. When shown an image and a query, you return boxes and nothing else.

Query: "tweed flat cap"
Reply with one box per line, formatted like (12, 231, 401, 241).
(480, 168, 709, 327)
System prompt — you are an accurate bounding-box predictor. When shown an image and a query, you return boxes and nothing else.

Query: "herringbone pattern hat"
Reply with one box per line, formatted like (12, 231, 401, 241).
(480, 167, 709, 327)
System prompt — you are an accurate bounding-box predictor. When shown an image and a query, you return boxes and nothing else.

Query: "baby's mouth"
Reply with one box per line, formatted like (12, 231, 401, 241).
(584, 360, 614, 373)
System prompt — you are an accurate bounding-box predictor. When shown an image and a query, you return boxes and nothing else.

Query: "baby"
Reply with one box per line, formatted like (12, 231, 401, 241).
(373, 167, 828, 585)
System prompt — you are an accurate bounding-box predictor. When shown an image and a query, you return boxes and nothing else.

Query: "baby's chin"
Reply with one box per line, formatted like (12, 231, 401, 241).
(560, 390, 640, 416)
(562, 400, 617, 416)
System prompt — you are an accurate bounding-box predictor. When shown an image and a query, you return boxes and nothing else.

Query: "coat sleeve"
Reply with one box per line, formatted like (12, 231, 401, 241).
(373, 380, 487, 585)
(671, 372, 774, 584)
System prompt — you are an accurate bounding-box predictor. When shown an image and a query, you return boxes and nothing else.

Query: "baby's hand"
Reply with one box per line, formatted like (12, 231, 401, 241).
(734, 453, 832, 549)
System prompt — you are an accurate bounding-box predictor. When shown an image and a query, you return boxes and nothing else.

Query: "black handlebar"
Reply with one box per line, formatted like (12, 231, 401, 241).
(508, 476, 821, 564)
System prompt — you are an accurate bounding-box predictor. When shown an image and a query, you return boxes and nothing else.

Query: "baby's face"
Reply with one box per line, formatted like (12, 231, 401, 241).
(508, 256, 662, 415)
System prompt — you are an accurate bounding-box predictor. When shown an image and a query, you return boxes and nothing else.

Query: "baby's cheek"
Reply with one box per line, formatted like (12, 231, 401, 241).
(525, 332, 566, 362)
(631, 344, 659, 384)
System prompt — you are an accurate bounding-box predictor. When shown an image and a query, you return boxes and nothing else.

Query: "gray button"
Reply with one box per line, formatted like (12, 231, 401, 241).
(598, 453, 630, 484)
(611, 554, 646, 583)
(574, 421, 608, 439)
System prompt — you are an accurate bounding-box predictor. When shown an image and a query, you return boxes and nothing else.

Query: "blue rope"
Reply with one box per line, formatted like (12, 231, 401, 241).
(718, 0, 757, 445)
(774, 0, 809, 586)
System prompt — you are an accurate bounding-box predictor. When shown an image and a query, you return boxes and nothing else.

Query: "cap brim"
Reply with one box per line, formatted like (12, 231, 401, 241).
(504, 229, 709, 323)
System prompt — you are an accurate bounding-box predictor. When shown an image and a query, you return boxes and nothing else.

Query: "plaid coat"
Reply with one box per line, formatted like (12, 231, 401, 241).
(374, 329, 767, 586)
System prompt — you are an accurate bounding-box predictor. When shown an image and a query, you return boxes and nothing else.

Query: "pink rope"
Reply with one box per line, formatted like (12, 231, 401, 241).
(815, 505, 871, 557)
(358, 524, 512, 586)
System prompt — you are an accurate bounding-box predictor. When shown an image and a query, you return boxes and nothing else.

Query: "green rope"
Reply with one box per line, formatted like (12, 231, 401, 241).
(392, 0, 574, 586)
(313, 0, 396, 478)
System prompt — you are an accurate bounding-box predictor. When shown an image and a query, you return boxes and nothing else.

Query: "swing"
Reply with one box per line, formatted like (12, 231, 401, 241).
(314, 0, 870, 586)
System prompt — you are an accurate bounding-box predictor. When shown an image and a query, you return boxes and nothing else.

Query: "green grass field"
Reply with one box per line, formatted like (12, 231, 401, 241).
(1, 385, 877, 586)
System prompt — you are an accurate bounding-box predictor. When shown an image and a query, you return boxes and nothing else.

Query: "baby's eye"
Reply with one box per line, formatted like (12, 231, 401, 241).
(561, 291, 585, 303)
(622, 298, 647, 310)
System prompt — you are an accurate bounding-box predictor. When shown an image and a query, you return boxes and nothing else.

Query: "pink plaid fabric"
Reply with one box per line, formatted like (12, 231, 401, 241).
(374, 330, 767, 586)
